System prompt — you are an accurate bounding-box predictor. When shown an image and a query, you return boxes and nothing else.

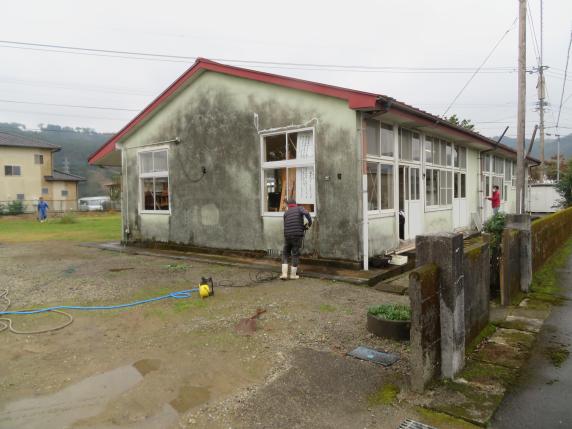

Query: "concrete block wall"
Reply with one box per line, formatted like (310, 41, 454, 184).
(531, 206, 572, 271)
(500, 228, 522, 306)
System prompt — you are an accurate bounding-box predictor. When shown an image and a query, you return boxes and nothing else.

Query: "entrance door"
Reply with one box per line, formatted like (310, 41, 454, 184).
(453, 172, 468, 228)
(399, 166, 423, 240)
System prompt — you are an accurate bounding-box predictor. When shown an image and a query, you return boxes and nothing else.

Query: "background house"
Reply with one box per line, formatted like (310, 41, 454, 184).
(89, 58, 537, 264)
(0, 131, 85, 213)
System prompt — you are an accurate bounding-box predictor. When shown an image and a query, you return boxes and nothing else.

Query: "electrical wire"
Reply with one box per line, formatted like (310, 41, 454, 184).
(442, 17, 518, 117)
(556, 29, 572, 129)
(0, 98, 139, 112)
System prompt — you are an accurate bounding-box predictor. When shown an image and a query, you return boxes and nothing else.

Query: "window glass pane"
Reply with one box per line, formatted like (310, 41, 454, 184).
(453, 145, 459, 167)
(412, 133, 421, 161)
(142, 178, 155, 210)
(425, 137, 433, 164)
(440, 140, 447, 166)
(484, 155, 490, 172)
(400, 129, 412, 160)
(14, 166, 21, 176)
(505, 160, 511, 180)
(380, 164, 394, 209)
(380, 123, 394, 157)
(433, 170, 439, 205)
(366, 119, 380, 156)
(454, 172, 459, 198)
(432, 140, 440, 165)
(412, 168, 420, 200)
(461, 174, 466, 198)
(140, 152, 153, 173)
(504, 184, 508, 201)
(42, 188, 49, 195)
(154, 177, 169, 210)
(367, 162, 378, 210)
(459, 147, 467, 169)
(426, 169, 433, 205)
(265, 168, 284, 212)
(440, 170, 447, 205)
(265, 134, 286, 161)
(447, 171, 453, 204)
(485, 176, 490, 195)
(446, 143, 452, 166)
(153, 150, 168, 173)
(287, 131, 314, 160)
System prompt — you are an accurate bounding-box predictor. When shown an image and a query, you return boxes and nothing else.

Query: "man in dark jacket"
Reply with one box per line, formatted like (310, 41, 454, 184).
(281, 198, 312, 280)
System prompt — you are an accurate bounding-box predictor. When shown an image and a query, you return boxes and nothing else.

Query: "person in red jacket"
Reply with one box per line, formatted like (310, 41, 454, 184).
(487, 185, 501, 215)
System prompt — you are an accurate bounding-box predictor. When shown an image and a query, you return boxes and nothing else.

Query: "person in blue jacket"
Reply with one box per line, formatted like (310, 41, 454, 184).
(38, 197, 49, 222)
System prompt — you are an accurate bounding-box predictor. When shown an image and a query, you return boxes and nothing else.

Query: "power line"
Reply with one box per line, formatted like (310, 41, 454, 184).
(0, 39, 519, 73)
(556, 29, 572, 128)
(0, 98, 139, 112)
(442, 17, 518, 117)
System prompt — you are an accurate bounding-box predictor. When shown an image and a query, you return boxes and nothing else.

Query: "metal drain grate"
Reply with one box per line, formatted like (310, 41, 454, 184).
(398, 419, 438, 429)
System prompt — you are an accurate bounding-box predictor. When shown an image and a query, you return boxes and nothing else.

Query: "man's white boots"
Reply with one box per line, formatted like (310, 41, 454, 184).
(290, 266, 299, 280)
(280, 264, 289, 280)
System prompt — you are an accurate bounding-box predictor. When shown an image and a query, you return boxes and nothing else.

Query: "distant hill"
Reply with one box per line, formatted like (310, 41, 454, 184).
(0, 122, 118, 197)
(494, 132, 572, 160)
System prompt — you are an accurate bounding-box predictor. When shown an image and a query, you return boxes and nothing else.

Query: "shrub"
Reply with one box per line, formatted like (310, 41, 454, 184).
(484, 212, 506, 253)
(58, 212, 78, 224)
(368, 304, 411, 321)
(6, 200, 24, 215)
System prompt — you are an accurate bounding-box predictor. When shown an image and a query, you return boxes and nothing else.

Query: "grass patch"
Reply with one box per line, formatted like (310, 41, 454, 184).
(368, 303, 411, 321)
(0, 213, 121, 242)
(57, 212, 78, 224)
(467, 323, 496, 354)
(173, 298, 208, 312)
(545, 346, 570, 367)
(318, 304, 336, 313)
(367, 383, 399, 406)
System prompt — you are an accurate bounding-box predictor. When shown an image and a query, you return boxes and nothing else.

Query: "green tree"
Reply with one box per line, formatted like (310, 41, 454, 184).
(556, 158, 572, 207)
(446, 114, 475, 131)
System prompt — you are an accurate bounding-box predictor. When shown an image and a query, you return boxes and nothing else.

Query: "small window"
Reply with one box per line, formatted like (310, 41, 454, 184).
(4, 165, 21, 176)
(16, 194, 25, 201)
(459, 147, 467, 169)
(461, 173, 466, 198)
(139, 149, 170, 212)
(379, 164, 394, 210)
(453, 145, 459, 168)
(366, 119, 380, 157)
(446, 143, 452, 166)
(399, 129, 412, 161)
(367, 162, 379, 210)
(61, 190, 69, 197)
(505, 160, 512, 180)
(380, 123, 394, 157)
(483, 155, 490, 172)
(42, 188, 49, 195)
(425, 137, 433, 164)
(34, 154, 44, 164)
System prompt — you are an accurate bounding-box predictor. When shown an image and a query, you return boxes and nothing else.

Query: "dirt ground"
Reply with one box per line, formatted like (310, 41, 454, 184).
(0, 241, 432, 429)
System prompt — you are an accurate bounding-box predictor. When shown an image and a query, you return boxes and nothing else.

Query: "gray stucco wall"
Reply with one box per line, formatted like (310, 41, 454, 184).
(121, 71, 361, 261)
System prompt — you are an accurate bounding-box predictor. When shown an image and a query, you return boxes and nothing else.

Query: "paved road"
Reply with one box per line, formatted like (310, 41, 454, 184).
(492, 254, 572, 428)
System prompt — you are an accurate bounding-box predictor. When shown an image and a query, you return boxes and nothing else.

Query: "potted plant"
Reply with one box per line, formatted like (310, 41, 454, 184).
(367, 304, 411, 341)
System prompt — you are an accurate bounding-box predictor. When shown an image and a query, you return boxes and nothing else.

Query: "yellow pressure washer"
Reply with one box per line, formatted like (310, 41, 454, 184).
(199, 277, 215, 299)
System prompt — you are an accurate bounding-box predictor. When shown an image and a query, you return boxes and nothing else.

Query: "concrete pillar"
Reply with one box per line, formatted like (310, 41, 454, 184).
(416, 232, 465, 379)
(409, 263, 441, 392)
(506, 214, 532, 293)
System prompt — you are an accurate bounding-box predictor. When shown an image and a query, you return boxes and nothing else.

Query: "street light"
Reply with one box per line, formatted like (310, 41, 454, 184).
(546, 133, 561, 181)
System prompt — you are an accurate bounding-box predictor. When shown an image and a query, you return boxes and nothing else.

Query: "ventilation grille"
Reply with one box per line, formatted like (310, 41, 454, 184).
(398, 419, 437, 429)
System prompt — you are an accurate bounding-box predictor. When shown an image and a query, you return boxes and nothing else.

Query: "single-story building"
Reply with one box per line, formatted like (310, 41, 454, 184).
(89, 58, 537, 266)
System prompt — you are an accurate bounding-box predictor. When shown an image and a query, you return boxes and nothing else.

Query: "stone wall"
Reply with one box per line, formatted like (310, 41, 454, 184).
(531, 206, 572, 271)
(463, 235, 491, 346)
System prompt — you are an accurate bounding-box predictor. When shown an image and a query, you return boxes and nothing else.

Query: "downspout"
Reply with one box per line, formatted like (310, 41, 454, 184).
(360, 111, 369, 271)
(120, 144, 129, 242)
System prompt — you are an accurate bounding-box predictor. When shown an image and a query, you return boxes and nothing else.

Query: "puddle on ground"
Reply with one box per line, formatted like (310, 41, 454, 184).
(0, 359, 172, 429)
(169, 385, 210, 413)
(133, 358, 161, 376)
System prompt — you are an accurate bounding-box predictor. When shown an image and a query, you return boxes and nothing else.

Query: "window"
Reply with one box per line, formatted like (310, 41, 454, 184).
(425, 137, 433, 164)
(366, 120, 394, 158)
(61, 190, 69, 197)
(42, 188, 49, 195)
(367, 162, 378, 210)
(399, 129, 421, 162)
(4, 165, 21, 176)
(505, 159, 512, 181)
(454, 172, 466, 199)
(426, 168, 452, 207)
(458, 147, 467, 169)
(493, 156, 504, 175)
(139, 149, 170, 212)
(483, 155, 490, 172)
(16, 194, 24, 201)
(34, 154, 44, 164)
(262, 130, 315, 213)
(380, 164, 394, 210)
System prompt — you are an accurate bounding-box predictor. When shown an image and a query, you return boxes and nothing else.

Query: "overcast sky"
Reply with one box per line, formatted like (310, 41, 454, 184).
(1, 0, 571, 140)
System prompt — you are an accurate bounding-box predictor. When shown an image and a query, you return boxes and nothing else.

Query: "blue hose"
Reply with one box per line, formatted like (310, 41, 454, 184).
(0, 288, 199, 316)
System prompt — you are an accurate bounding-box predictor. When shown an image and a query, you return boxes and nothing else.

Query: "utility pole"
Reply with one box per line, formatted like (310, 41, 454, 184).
(537, 0, 546, 182)
(516, 0, 527, 213)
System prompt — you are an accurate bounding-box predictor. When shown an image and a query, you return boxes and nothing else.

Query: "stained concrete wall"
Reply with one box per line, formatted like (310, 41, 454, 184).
(121, 71, 361, 261)
(531, 206, 572, 271)
(463, 235, 490, 346)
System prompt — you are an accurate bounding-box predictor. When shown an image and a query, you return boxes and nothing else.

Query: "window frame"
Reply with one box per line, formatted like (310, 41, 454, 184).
(34, 154, 44, 165)
(4, 165, 22, 176)
(61, 189, 69, 197)
(137, 146, 171, 215)
(260, 126, 316, 217)
(424, 136, 463, 211)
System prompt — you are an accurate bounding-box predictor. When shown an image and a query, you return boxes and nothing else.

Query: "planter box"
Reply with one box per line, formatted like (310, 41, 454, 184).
(366, 313, 410, 341)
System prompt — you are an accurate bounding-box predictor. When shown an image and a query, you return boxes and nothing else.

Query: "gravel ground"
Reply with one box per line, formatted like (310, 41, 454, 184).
(0, 241, 417, 429)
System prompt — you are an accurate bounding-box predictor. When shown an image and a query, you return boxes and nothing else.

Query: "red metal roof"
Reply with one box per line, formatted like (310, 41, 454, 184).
(89, 57, 537, 165)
